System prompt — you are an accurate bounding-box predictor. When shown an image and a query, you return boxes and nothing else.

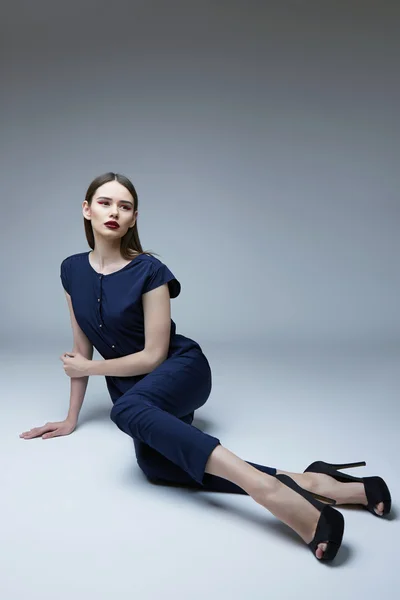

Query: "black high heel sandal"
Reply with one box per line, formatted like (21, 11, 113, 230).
(303, 461, 392, 517)
(275, 473, 345, 561)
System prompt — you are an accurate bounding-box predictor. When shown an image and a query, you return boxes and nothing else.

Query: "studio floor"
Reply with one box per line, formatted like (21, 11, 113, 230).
(2, 342, 399, 599)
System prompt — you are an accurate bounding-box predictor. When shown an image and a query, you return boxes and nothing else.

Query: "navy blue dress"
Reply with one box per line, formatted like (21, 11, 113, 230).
(60, 251, 275, 492)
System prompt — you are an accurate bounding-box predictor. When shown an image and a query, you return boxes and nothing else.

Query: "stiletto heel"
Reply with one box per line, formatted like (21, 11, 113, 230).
(324, 461, 366, 470)
(309, 492, 337, 505)
(303, 460, 392, 517)
(275, 474, 344, 562)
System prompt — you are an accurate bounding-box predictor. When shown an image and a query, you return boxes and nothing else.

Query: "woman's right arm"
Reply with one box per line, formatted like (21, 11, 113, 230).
(20, 291, 94, 440)
(64, 291, 93, 424)
(66, 353, 92, 424)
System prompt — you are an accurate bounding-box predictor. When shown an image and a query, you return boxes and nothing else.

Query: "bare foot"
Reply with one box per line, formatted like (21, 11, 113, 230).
(276, 470, 384, 516)
(253, 476, 331, 559)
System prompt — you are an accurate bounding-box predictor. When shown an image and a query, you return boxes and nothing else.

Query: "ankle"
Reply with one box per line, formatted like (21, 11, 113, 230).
(275, 470, 317, 494)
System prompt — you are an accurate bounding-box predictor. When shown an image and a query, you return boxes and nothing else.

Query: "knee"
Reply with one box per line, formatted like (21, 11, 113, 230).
(109, 394, 148, 428)
(137, 461, 159, 481)
(135, 453, 163, 482)
(109, 400, 138, 435)
(133, 440, 164, 481)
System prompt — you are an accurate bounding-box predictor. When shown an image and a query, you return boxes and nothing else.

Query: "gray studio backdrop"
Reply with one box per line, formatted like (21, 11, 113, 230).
(1, 0, 399, 354)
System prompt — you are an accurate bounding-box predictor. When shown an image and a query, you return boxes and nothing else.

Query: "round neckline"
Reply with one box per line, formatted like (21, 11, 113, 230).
(86, 251, 143, 277)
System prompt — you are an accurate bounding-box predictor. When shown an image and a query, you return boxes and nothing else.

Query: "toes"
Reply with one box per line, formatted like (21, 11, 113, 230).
(316, 542, 328, 559)
(375, 502, 384, 515)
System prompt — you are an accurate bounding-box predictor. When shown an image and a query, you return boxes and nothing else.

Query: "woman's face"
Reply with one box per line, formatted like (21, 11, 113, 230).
(84, 180, 138, 237)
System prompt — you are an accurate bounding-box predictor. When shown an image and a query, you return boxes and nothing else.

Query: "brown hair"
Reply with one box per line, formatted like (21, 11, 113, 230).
(83, 172, 159, 260)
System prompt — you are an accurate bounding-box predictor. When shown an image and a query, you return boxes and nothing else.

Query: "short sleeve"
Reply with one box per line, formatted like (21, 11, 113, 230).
(143, 262, 181, 298)
(60, 258, 71, 294)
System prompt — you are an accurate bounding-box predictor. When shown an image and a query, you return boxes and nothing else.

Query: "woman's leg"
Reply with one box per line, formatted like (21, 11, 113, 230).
(133, 409, 276, 494)
(135, 437, 372, 511)
(134, 436, 276, 494)
(275, 468, 381, 513)
(109, 353, 331, 558)
(204, 445, 330, 560)
(110, 397, 330, 558)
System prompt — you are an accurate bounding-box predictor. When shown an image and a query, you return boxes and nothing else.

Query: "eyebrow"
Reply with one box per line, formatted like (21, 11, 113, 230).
(97, 196, 133, 206)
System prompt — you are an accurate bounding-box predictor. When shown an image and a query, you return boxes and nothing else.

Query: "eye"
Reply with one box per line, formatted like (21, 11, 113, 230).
(99, 201, 131, 210)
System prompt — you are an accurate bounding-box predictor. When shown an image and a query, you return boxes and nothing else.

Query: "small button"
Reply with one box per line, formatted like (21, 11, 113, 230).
(99, 324, 102, 327)
(111, 345, 115, 349)
(98, 298, 100, 302)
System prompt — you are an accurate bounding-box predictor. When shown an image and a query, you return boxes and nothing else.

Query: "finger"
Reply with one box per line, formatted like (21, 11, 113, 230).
(42, 430, 58, 439)
(22, 427, 39, 435)
(21, 425, 50, 437)
(23, 431, 42, 438)
(20, 431, 39, 438)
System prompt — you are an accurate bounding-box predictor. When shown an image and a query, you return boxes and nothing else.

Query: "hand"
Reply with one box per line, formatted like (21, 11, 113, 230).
(19, 419, 77, 440)
(60, 351, 91, 377)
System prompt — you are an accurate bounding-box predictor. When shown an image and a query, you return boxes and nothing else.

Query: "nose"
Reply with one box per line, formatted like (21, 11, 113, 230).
(109, 206, 119, 218)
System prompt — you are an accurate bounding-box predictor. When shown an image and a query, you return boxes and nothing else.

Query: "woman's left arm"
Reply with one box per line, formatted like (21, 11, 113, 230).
(87, 283, 172, 377)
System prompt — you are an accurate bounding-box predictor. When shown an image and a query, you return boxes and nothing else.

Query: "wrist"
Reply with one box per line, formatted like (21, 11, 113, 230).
(86, 359, 104, 376)
(66, 413, 78, 423)
(85, 359, 95, 376)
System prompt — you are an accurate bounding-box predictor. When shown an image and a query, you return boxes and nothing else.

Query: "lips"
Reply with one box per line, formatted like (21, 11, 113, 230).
(105, 222, 119, 229)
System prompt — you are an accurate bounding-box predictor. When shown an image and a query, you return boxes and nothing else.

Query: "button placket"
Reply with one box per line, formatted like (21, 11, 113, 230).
(98, 275, 103, 327)
(97, 274, 117, 351)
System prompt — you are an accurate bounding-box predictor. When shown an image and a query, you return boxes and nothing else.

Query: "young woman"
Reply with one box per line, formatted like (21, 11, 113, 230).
(20, 172, 391, 563)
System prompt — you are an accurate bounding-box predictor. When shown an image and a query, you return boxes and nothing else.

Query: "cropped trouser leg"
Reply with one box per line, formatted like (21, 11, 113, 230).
(110, 351, 276, 491)
(133, 436, 277, 494)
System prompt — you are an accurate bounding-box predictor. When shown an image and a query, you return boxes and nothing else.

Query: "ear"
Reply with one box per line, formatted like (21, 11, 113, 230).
(130, 211, 138, 228)
(82, 200, 92, 219)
